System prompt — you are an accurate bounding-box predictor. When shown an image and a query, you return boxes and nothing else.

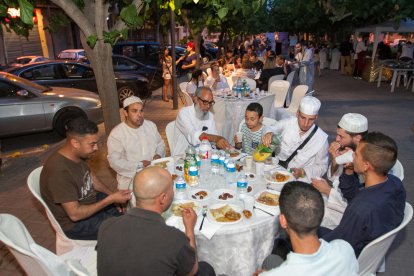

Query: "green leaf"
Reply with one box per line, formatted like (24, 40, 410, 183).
(217, 7, 228, 19)
(120, 4, 144, 28)
(18, 0, 34, 25)
(169, 1, 175, 11)
(86, 34, 98, 48)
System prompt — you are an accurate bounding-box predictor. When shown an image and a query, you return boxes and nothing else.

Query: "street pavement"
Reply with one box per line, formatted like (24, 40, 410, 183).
(0, 70, 413, 275)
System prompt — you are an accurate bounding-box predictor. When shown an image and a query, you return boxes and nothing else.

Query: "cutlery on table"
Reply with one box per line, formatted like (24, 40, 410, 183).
(253, 206, 274, 216)
(199, 208, 208, 231)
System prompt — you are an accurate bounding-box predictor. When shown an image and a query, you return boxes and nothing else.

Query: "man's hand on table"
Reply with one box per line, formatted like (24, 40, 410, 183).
(216, 136, 231, 150)
(182, 208, 197, 232)
(311, 178, 332, 196)
(262, 132, 273, 147)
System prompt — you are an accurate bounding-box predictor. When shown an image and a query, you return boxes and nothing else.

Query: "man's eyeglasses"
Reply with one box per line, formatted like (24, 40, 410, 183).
(198, 97, 215, 106)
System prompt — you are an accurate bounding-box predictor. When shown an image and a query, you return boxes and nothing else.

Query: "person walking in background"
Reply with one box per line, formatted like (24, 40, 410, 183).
(340, 38, 353, 75)
(353, 36, 367, 80)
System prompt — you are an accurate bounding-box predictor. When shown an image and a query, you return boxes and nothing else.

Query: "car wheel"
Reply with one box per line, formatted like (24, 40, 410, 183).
(53, 108, 86, 137)
(117, 86, 136, 105)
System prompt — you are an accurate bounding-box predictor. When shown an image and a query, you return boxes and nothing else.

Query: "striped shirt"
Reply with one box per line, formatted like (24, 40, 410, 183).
(241, 123, 263, 154)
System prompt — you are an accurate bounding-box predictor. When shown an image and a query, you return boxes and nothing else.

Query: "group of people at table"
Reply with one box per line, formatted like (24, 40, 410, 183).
(39, 84, 406, 275)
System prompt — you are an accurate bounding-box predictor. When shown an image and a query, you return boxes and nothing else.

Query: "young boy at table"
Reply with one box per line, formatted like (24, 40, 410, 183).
(234, 102, 264, 154)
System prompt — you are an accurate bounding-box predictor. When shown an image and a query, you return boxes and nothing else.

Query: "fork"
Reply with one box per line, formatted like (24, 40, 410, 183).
(253, 206, 274, 216)
(199, 208, 208, 231)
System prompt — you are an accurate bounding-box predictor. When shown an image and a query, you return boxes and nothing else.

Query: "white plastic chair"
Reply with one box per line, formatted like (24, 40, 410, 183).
(238, 117, 277, 131)
(285, 71, 296, 106)
(27, 167, 97, 255)
(257, 94, 275, 118)
(389, 159, 404, 181)
(269, 80, 290, 108)
(358, 202, 413, 276)
(0, 213, 71, 276)
(268, 74, 285, 89)
(165, 121, 176, 155)
(65, 259, 90, 276)
(178, 82, 194, 106)
(276, 85, 308, 120)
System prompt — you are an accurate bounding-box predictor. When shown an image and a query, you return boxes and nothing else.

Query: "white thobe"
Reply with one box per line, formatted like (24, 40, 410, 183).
(107, 121, 165, 189)
(265, 117, 329, 182)
(260, 239, 358, 276)
(173, 105, 218, 156)
(204, 75, 229, 91)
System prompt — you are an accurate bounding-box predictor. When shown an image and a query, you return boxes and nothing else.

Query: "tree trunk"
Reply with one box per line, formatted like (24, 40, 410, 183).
(81, 35, 120, 135)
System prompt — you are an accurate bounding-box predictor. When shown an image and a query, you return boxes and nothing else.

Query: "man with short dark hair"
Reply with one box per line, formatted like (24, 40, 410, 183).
(173, 86, 231, 155)
(40, 117, 132, 240)
(256, 181, 358, 275)
(107, 96, 165, 191)
(97, 167, 215, 276)
(249, 52, 264, 71)
(321, 132, 406, 256)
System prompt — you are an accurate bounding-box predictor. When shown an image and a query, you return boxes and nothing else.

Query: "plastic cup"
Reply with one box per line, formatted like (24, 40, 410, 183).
(242, 196, 255, 212)
(255, 162, 264, 175)
(335, 150, 354, 165)
(236, 132, 243, 143)
(245, 156, 253, 170)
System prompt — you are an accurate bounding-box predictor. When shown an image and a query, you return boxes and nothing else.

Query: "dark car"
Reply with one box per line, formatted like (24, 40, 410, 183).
(112, 55, 163, 90)
(6, 60, 151, 105)
(113, 41, 186, 67)
(204, 42, 219, 60)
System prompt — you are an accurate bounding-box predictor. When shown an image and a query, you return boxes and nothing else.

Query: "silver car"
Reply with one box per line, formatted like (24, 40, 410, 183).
(0, 72, 103, 137)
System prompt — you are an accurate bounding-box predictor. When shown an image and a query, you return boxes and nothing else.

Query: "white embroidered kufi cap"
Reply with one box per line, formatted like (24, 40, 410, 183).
(299, 96, 321, 115)
(123, 96, 143, 108)
(338, 113, 368, 133)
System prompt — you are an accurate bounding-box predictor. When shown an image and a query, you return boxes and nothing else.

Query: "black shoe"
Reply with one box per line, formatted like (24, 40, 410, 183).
(271, 238, 292, 260)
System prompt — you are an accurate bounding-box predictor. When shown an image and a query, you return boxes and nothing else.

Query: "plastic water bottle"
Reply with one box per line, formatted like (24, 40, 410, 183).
(219, 151, 226, 175)
(199, 138, 212, 172)
(211, 150, 220, 171)
(184, 146, 196, 182)
(223, 154, 230, 175)
(195, 148, 201, 169)
(174, 175, 187, 200)
(226, 160, 237, 189)
(237, 174, 248, 196)
(188, 164, 199, 187)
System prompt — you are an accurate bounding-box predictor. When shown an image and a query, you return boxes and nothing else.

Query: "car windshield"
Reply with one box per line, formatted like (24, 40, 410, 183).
(4, 74, 51, 92)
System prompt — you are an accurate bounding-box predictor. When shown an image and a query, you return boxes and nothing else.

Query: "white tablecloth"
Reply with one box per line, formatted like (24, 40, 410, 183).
(166, 161, 287, 276)
(213, 94, 275, 143)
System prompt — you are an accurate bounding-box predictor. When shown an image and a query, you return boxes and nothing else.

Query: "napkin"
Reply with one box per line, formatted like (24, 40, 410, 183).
(195, 215, 222, 240)
(165, 214, 222, 240)
(254, 203, 280, 217)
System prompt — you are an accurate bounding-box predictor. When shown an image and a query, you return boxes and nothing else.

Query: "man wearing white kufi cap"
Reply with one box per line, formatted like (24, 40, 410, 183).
(263, 96, 329, 182)
(107, 96, 165, 191)
(312, 113, 368, 229)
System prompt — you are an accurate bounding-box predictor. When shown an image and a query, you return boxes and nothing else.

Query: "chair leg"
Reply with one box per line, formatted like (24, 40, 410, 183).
(396, 75, 401, 88)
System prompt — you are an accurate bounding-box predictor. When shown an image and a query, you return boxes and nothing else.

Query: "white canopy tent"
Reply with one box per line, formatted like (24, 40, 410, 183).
(354, 19, 414, 60)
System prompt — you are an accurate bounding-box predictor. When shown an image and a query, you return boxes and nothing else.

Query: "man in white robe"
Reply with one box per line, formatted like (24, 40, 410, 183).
(107, 96, 165, 190)
(263, 96, 329, 182)
(173, 87, 231, 156)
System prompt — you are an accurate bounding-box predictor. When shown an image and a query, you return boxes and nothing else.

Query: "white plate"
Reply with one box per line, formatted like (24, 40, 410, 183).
(214, 189, 236, 202)
(151, 157, 174, 169)
(254, 190, 280, 209)
(171, 200, 201, 217)
(188, 188, 210, 202)
(207, 203, 243, 225)
(264, 170, 294, 185)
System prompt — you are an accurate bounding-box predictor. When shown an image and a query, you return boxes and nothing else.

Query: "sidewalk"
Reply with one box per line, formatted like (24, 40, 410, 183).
(1, 70, 414, 275)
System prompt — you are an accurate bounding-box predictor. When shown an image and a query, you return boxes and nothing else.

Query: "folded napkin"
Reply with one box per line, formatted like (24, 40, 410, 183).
(254, 203, 280, 217)
(166, 214, 222, 240)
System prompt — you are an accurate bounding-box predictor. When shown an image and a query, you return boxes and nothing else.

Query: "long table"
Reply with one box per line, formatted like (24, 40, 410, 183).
(377, 65, 414, 93)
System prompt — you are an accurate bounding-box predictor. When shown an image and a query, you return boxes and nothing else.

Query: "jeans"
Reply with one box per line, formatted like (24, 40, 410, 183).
(65, 193, 121, 240)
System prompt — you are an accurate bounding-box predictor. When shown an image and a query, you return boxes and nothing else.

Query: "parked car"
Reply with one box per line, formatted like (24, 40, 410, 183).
(112, 54, 163, 90)
(57, 49, 86, 62)
(9, 56, 49, 67)
(113, 41, 186, 67)
(203, 42, 218, 60)
(0, 72, 103, 137)
(6, 60, 151, 105)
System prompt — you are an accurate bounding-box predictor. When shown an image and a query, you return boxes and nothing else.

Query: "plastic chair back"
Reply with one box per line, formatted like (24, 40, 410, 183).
(358, 202, 413, 276)
(0, 214, 70, 276)
(287, 85, 308, 114)
(165, 121, 176, 154)
(389, 159, 404, 181)
(285, 71, 297, 106)
(269, 80, 290, 108)
(27, 167, 96, 255)
(257, 94, 275, 118)
(268, 74, 285, 89)
(239, 117, 277, 131)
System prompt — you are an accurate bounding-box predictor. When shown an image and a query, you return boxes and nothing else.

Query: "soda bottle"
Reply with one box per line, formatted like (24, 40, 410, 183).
(174, 175, 187, 200)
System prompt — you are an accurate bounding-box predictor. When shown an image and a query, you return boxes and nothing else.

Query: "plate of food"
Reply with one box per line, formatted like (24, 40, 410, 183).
(255, 190, 280, 208)
(214, 189, 236, 201)
(245, 172, 257, 181)
(151, 157, 174, 170)
(188, 188, 210, 201)
(207, 203, 243, 225)
(227, 148, 241, 159)
(171, 200, 201, 217)
(264, 170, 294, 185)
